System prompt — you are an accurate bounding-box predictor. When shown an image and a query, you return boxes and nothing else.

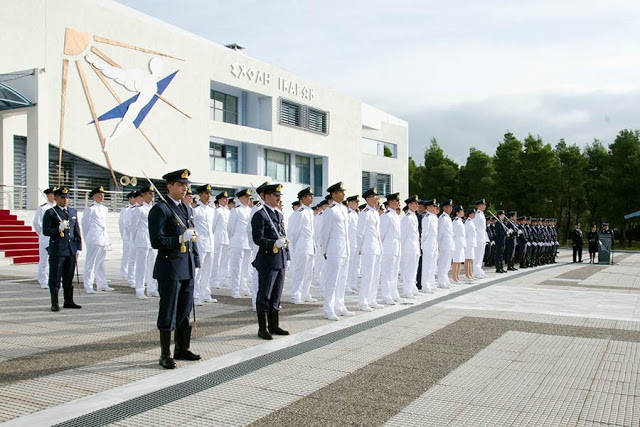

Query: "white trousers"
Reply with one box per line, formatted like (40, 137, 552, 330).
(37, 242, 49, 286)
(135, 247, 157, 296)
(380, 254, 401, 301)
(120, 238, 129, 279)
(229, 247, 251, 297)
(194, 249, 213, 300)
(473, 241, 486, 277)
(437, 248, 454, 286)
(211, 243, 229, 288)
(359, 253, 381, 307)
(313, 253, 325, 286)
(249, 246, 258, 310)
(322, 256, 349, 316)
(346, 251, 360, 291)
(84, 244, 107, 290)
(401, 252, 420, 296)
(291, 252, 314, 302)
(421, 248, 437, 290)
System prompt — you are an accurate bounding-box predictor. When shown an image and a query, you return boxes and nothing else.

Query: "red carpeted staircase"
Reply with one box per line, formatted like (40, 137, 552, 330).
(0, 209, 39, 264)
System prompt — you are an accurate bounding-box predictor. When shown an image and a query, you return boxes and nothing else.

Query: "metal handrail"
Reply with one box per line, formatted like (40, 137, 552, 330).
(0, 184, 130, 211)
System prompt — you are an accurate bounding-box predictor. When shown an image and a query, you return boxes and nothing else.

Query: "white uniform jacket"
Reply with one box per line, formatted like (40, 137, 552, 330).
(228, 202, 251, 250)
(438, 213, 454, 250)
(465, 218, 477, 248)
(474, 210, 489, 244)
(131, 202, 153, 249)
(81, 201, 109, 246)
(356, 205, 382, 256)
(318, 202, 350, 258)
(313, 211, 324, 254)
(452, 217, 466, 251)
(400, 211, 420, 256)
(213, 206, 230, 245)
(421, 212, 439, 251)
(33, 201, 55, 246)
(193, 201, 216, 253)
(347, 208, 358, 254)
(380, 209, 401, 257)
(287, 204, 315, 255)
(118, 205, 130, 241)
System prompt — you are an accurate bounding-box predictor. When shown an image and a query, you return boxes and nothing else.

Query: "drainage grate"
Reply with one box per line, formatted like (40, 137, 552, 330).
(55, 264, 565, 427)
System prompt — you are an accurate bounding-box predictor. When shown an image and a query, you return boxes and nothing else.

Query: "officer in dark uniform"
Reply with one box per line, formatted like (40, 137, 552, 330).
(42, 187, 82, 311)
(505, 211, 518, 271)
(251, 184, 290, 340)
(494, 210, 508, 273)
(415, 200, 427, 290)
(148, 169, 201, 369)
(569, 222, 584, 263)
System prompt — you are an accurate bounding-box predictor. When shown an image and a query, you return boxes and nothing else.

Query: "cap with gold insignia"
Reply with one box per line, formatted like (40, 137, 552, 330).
(235, 189, 250, 198)
(88, 186, 105, 198)
(404, 195, 419, 204)
(53, 187, 70, 197)
(291, 200, 300, 207)
(497, 209, 505, 215)
(424, 198, 437, 206)
(215, 191, 228, 201)
(507, 211, 516, 217)
(474, 198, 487, 205)
(132, 190, 142, 198)
(466, 207, 477, 215)
(385, 192, 400, 201)
(362, 187, 378, 199)
(140, 185, 154, 194)
(346, 195, 359, 203)
(324, 194, 332, 201)
(326, 181, 345, 193)
(441, 198, 453, 207)
(195, 184, 212, 194)
(162, 168, 191, 183)
(44, 187, 57, 195)
(228, 197, 236, 205)
(256, 181, 271, 194)
(317, 200, 328, 208)
(297, 187, 313, 199)
(185, 188, 193, 195)
(453, 205, 464, 213)
(263, 183, 282, 196)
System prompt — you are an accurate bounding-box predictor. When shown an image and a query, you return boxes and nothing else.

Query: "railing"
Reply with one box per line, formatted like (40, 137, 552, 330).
(0, 185, 129, 211)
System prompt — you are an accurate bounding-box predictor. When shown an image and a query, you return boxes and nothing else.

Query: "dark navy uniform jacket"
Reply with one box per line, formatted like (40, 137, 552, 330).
(251, 205, 288, 271)
(494, 220, 507, 245)
(149, 199, 200, 281)
(42, 206, 82, 256)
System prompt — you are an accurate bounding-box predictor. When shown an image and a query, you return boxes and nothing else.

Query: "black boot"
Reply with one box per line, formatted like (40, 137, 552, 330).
(267, 310, 289, 336)
(257, 312, 272, 340)
(174, 326, 201, 361)
(50, 293, 60, 312)
(159, 331, 176, 369)
(62, 286, 81, 309)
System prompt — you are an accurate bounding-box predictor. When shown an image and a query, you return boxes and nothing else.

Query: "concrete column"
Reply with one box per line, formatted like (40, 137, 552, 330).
(26, 69, 49, 209)
(0, 114, 15, 209)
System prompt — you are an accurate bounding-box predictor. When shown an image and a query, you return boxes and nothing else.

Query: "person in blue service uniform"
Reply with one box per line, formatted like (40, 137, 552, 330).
(42, 187, 82, 312)
(148, 169, 201, 369)
(251, 183, 290, 340)
(505, 211, 518, 271)
(494, 210, 508, 273)
(569, 222, 584, 263)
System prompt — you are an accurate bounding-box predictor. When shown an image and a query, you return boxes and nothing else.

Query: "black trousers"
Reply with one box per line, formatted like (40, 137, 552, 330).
(495, 242, 505, 268)
(572, 244, 583, 263)
(157, 279, 193, 331)
(256, 268, 285, 313)
(415, 252, 423, 289)
(48, 255, 76, 297)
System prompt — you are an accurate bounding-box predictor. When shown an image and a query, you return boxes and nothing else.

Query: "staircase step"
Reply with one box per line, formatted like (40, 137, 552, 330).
(0, 231, 37, 238)
(0, 242, 39, 251)
(0, 236, 38, 244)
(2, 248, 39, 257)
(12, 255, 39, 264)
(0, 214, 18, 221)
(0, 225, 32, 231)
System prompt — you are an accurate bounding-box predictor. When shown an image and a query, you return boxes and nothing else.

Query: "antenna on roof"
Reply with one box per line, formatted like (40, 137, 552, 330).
(224, 43, 245, 53)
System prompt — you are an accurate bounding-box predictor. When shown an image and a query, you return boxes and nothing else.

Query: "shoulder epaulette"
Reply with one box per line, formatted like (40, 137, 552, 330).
(363, 207, 370, 212)
(40, 203, 47, 207)
(329, 204, 335, 208)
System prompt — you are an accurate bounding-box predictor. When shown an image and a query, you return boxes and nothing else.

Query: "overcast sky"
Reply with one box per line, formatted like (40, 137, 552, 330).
(117, 0, 640, 164)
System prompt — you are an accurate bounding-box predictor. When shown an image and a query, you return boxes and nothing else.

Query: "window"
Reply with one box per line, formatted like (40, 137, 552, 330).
(209, 142, 238, 173)
(362, 138, 397, 158)
(362, 171, 372, 195)
(314, 157, 323, 195)
(295, 155, 311, 185)
(362, 171, 392, 195)
(278, 98, 329, 135)
(265, 149, 290, 182)
(210, 91, 238, 124)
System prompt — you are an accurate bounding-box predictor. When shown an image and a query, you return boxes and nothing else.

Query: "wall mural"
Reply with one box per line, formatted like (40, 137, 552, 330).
(58, 28, 191, 189)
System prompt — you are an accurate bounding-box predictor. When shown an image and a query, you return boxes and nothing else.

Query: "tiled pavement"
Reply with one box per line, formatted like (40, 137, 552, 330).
(1, 250, 639, 426)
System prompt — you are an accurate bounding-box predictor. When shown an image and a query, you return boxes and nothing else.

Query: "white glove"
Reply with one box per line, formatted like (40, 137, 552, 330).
(180, 228, 197, 243)
(275, 237, 287, 248)
(59, 220, 69, 232)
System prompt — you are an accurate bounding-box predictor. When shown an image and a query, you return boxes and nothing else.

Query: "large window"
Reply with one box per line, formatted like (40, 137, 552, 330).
(210, 90, 238, 124)
(362, 137, 397, 158)
(278, 98, 329, 135)
(314, 158, 323, 195)
(209, 142, 238, 173)
(295, 155, 311, 185)
(362, 171, 392, 195)
(265, 149, 290, 182)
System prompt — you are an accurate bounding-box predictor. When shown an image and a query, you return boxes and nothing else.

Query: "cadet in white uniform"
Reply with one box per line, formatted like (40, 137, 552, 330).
(420, 199, 439, 293)
(33, 187, 56, 289)
(288, 187, 317, 304)
(125, 191, 142, 287)
(379, 192, 402, 304)
(400, 195, 421, 298)
(451, 205, 466, 284)
(437, 199, 455, 289)
(131, 185, 158, 299)
(192, 184, 217, 305)
(118, 192, 135, 282)
(356, 187, 384, 311)
(464, 208, 478, 282)
(313, 200, 328, 286)
(345, 195, 360, 294)
(228, 189, 252, 298)
(82, 186, 112, 293)
(473, 199, 489, 278)
(211, 191, 230, 288)
(318, 182, 353, 320)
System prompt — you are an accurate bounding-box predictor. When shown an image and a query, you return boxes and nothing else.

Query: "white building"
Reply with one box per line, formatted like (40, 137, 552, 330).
(0, 0, 408, 213)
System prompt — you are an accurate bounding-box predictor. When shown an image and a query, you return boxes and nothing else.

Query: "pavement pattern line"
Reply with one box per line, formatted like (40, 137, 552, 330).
(251, 317, 640, 427)
(24, 262, 568, 427)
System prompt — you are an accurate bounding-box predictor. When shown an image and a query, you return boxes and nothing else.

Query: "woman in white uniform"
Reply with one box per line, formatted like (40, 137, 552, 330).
(464, 208, 478, 283)
(451, 205, 466, 284)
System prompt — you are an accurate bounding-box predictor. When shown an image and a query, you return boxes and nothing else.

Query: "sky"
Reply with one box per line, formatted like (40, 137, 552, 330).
(117, 0, 640, 164)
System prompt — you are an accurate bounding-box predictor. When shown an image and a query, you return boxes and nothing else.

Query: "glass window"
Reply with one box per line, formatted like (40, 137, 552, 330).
(210, 90, 238, 124)
(265, 149, 290, 182)
(295, 155, 311, 185)
(313, 157, 323, 195)
(209, 142, 238, 173)
(308, 108, 327, 134)
(376, 173, 392, 195)
(280, 100, 301, 126)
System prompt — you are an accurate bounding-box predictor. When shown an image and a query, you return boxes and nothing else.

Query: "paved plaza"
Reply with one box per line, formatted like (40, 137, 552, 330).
(0, 249, 639, 426)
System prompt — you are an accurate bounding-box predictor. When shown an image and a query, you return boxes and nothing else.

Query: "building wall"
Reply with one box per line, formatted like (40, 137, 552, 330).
(0, 0, 408, 211)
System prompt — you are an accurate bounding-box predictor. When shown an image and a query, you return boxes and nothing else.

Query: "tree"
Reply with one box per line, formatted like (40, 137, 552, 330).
(584, 139, 610, 226)
(555, 139, 588, 243)
(408, 156, 423, 197)
(458, 148, 495, 205)
(383, 145, 393, 158)
(421, 138, 460, 201)
(493, 132, 523, 210)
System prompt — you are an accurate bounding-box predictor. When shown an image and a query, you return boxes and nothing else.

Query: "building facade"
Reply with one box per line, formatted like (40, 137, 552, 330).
(0, 0, 408, 213)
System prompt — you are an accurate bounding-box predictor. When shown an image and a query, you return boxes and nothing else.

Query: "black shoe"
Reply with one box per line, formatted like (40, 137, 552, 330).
(51, 303, 60, 312)
(267, 310, 289, 336)
(257, 312, 273, 340)
(258, 329, 273, 340)
(495, 269, 504, 274)
(63, 301, 82, 309)
(159, 355, 176, 369)
(51, 294, 60, 312)
(173, 349, 201, 361)
(174, 327, 201, 361)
